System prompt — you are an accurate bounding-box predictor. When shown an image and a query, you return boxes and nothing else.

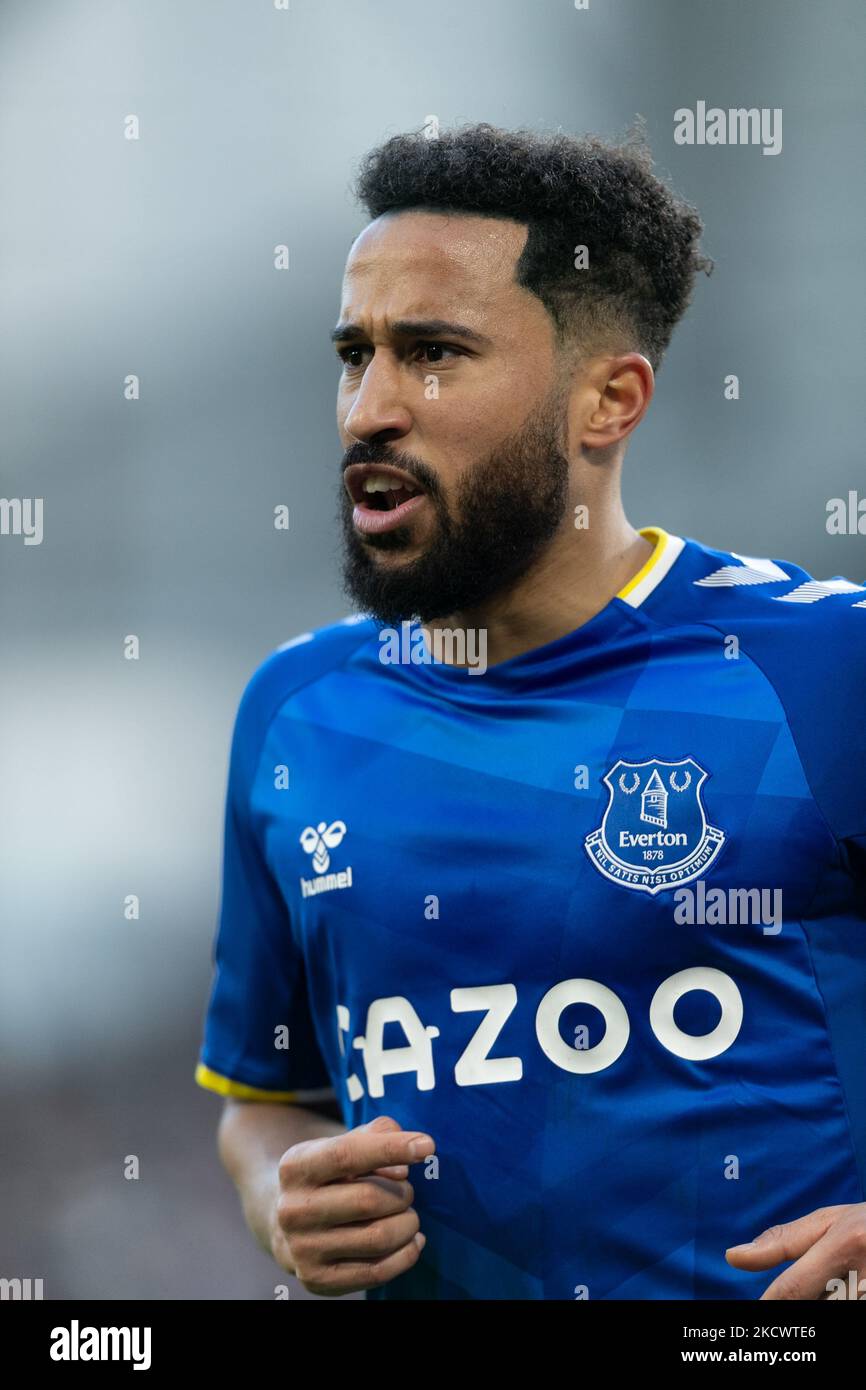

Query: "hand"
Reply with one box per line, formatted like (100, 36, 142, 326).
(270, 1114, 435, 1296)
(726, 1203, 866, 1299)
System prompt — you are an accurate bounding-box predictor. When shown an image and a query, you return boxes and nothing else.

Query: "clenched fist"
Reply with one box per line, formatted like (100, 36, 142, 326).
(270, 1114, 436, 1296)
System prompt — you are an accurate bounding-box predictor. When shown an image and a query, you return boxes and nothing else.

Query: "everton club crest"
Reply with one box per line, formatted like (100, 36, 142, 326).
(584, 757, 725, 895)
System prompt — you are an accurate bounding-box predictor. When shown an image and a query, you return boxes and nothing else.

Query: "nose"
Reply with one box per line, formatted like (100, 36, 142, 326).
(341, 354, 413, 445)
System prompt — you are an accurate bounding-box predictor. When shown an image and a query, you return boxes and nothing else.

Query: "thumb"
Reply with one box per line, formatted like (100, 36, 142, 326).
(365, 1114, 411, 1182)
(726, 1208, 840, 1269)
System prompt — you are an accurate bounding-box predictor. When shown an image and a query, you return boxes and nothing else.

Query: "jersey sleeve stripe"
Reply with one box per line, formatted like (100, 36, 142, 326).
(194, 1062, 336, 1105)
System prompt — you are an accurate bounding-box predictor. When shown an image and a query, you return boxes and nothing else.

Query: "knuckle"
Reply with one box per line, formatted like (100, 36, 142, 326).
(357, 1219, 389, 1252)
(318, 1265, 354, 1295)
(844, 1217, 866, 1253)
(382, 1134, 408, 1164)
(281, 1138, 310, 1167)
(759, 1224, 785, 1244)
(292, 1244, 332, 1290)
(361, 1257, 392, 1287)
(294, 1188, 321, 1225)
(270, 1227, 295, 1271)
(329, 1136, 353, 1175)
(278, 1145, 307, 1184)
(401, 1237, 422, 1271)
(275, 1194, 299, 1232)
(288, 1233, 312, 1263)
(381, 1179, 410, 1210)
(297, 1272, 334, 1297)
(354, 1184, 382, 1219)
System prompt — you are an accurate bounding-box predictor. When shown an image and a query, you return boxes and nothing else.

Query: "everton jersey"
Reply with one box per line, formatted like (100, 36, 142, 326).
(195, 526, 866, 1300)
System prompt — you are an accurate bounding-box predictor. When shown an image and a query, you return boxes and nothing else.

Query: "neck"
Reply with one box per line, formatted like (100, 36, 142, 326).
(421, 498, 652, 668)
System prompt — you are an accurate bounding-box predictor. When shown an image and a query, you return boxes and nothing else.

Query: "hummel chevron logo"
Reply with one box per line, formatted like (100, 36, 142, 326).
(300, 820, 347, 873)
(773, 578, 865, 604)
(694, 555, 789, 587)
(298, 820, 354, 899)
(695, 555, 866, 605)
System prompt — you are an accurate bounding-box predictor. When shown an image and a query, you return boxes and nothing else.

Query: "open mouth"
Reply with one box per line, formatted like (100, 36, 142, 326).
(344, 464, 430, 536)
(360, 477, 421, 511)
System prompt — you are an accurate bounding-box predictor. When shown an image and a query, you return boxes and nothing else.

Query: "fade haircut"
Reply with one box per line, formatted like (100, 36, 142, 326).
(353, 120, 712, 372)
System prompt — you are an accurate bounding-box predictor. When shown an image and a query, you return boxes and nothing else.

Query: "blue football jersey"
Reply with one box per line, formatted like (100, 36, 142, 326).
(196, 525, 866, 1299)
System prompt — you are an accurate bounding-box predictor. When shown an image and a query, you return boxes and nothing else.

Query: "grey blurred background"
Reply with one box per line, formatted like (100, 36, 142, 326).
(1, 0, 863, 1299)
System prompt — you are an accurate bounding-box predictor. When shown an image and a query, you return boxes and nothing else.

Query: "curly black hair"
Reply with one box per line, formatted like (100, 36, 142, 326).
(353, 120, 712, 372)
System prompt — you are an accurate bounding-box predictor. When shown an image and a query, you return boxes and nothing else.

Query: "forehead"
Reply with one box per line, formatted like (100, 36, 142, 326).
(340, 209, 531, 323)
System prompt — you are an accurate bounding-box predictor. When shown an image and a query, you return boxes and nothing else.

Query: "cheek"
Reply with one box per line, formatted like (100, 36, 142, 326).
(423, 396, 519, 473)
(439, 368, 542, 438)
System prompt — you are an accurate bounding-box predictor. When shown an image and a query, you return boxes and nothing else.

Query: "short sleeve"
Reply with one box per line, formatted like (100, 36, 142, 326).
(195, 668, 335, 1104)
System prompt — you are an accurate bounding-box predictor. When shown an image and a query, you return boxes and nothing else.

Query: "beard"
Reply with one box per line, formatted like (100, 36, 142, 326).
(339, 385, 571, 625)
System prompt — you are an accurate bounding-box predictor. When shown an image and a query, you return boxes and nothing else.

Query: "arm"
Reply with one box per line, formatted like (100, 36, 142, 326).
(201, 654, 432, 1293)
(218, 1097, 346, 1266)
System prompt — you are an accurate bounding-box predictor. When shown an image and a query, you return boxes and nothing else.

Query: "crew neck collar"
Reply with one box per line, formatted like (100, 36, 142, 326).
(385, 526, 685, 695)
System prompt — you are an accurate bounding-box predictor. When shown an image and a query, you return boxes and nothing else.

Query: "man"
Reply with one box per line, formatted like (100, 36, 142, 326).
(195, 124, 866, 1300)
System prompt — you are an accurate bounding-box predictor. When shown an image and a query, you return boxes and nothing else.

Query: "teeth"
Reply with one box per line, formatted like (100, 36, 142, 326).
(362, 474, 417, 495)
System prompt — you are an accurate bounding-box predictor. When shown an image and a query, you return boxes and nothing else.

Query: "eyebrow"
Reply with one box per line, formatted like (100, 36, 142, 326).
(330, 318, 491, 346)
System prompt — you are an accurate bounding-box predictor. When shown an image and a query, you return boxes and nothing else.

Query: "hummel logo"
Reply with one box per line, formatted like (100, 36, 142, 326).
(299, 820, 353, 899)
(300, 820, 347, 873)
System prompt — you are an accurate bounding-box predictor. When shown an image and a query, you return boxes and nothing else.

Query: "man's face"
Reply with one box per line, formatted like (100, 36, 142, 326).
(334, 210, 573, 624)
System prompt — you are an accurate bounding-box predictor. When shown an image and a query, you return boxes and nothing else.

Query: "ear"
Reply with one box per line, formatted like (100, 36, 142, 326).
(579, 353, 654, 451)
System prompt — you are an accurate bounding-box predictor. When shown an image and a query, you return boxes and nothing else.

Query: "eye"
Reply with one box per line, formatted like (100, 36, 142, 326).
(335, 340, 464, 372)
(411, 341, 462, 365)
(336, 346, 371, 371)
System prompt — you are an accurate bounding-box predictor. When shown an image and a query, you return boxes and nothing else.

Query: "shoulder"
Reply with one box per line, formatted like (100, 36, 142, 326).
(653, 535, 866, 681)
(650, 535, 866, 839)
(230, 613, 378, 768)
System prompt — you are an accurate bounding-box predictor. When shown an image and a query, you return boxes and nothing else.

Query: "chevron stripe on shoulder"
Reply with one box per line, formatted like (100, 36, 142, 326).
(694, 553, 866, 607)
(693, 555, 790, 587)
(772, 578, 865, 605)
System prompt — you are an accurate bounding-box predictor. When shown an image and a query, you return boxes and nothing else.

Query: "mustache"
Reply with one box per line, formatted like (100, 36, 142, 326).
(340, 440, 441, 497)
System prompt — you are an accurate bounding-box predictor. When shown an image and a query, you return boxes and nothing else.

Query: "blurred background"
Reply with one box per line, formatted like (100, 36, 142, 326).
(0, 0, 863, 1298)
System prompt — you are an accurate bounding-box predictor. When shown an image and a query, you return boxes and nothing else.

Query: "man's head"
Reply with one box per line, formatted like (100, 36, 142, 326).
(335, 122, 710, 624)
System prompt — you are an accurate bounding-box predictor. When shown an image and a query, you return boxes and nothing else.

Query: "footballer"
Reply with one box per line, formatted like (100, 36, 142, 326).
(195, 124, 866, 1300)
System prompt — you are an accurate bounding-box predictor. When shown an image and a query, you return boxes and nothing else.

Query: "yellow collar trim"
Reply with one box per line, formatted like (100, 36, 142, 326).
(617, 526, 685, 608)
